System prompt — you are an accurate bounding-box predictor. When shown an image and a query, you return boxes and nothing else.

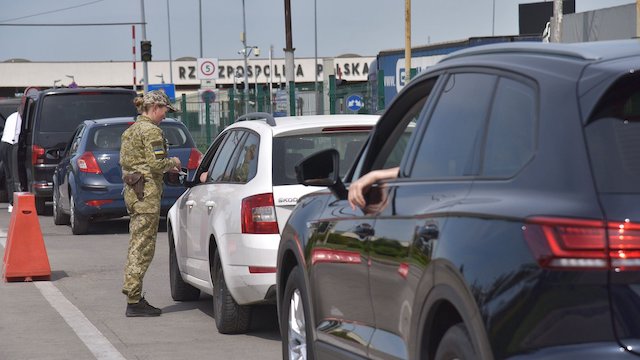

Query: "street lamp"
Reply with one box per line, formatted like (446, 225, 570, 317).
(66, 75, 77, 88)
(53, 79, 61, 88)
(240, 0, 262, 114)
(156, 74, 165, 84)
(239, 45, 260, 114)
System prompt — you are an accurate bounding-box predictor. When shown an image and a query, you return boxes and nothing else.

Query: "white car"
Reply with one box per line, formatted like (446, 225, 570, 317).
(166, 113, 379, 334)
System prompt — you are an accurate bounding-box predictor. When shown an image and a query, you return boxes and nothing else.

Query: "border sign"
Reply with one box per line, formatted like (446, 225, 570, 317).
(201, 89, 216, 103)
(197, 58, 219, 80)
(346, 94, 364, 112)
(148, 83, 176, 102)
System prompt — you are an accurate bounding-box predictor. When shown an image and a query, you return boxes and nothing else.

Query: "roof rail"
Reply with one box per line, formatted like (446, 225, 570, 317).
(442, 42, 602, 63)
(236, 112, 277, 126)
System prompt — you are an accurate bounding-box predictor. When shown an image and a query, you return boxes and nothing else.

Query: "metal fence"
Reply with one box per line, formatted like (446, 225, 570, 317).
(174, 82, 375, 153)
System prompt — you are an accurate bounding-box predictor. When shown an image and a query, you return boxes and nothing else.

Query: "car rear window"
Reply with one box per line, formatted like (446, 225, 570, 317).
(586, 73, 640, 193)
(86, 123, 194, 151)
(272, 130, 371, 185)
(38, 93, 136, 133)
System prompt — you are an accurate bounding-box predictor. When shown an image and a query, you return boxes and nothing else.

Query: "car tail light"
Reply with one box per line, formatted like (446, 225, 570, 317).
(524, 217, 640, 270)
(32, 145, 45, 165)
(187, 148, 202, 170)
(241, 193, 279, 234)
(77, 152, 102, 174)
(85, 199, 113, 207)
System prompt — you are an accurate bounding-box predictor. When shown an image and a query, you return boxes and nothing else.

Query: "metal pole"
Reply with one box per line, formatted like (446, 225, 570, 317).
(132, 25, 137, 91)
(404, 0, 411, 83)
(255, 67, 258, 111)
(284, 0, 296, 116)
(552, 0, 563, 43)
(199, 0, 203, 57)
(205, 100, 211, 145)
(140, 0, 149, 93)
(492, 0, 496, 36)
(167, 0, 173, 84)
(314, 0, 319, 115)
(636, 0, 640, 37)
(269, 45, 273, 113)
(242, 0, 249, 114)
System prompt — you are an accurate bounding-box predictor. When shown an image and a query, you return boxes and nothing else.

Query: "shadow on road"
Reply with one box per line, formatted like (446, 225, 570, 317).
(50, 270, 69, 281)
(64, 218, 169, 235)
(162, 295, 281, 339)
(162, 296, 213, 315)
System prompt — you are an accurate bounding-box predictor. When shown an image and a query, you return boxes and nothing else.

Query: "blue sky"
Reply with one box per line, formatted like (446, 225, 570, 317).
(0, 0, 633, 62)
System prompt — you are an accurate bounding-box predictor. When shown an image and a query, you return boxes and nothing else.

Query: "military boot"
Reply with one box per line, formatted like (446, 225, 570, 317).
(126, 297, 162, 317)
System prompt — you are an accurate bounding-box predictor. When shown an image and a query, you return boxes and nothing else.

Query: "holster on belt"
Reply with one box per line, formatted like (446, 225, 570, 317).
(123, 172, 145, 201)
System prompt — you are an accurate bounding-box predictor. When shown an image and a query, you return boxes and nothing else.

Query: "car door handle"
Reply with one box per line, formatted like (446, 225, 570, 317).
(185, 199, 195, 209)
(417, 224, 439, 242)
(354, 223, 375, 239)
(205, 200, 216, 210)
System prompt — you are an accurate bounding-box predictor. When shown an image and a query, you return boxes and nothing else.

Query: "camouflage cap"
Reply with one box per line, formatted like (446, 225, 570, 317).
(142, 90, 178, 112)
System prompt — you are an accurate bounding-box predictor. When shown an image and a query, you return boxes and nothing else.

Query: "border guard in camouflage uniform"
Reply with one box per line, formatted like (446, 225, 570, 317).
(120, 90, 181, 317)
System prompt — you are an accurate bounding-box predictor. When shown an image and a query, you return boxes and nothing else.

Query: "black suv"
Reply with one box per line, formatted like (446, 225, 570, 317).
(277, 39, 640, 359)
(15, 87, 137, 213)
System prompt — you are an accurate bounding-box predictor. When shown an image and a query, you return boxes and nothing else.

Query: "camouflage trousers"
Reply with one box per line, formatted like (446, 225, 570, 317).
(122, 211, 160, 303)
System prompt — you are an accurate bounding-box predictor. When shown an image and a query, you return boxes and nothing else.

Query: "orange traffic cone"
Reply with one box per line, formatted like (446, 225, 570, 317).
(2, 192, 51, 282)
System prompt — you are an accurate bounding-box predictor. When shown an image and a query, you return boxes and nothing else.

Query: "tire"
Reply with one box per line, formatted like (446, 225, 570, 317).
(169, 228, 200, 301)
(53, 185, 70, 225)
(435, 323, 476, 360)
(70, 195, 89, 235)
(212, 250, 251, 334)
(280, 266, 314, 360)
(35, 196, 46, 215)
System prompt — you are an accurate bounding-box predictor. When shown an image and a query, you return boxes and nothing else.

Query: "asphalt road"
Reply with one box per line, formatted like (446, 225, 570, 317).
(0, 202, 282, 360)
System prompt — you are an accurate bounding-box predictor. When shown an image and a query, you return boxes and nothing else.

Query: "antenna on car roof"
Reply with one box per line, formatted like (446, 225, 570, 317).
(236, 112, 276, 127)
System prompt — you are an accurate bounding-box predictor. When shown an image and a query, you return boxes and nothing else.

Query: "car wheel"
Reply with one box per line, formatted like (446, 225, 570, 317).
(435, 323, 476, 360)
(53, 185, 70, 225)
(212, 249, 251, 334)
(169, 228, 200, 301)
(70, 195, 89, 235)
(35, 196, 46, 215)
(281, 266, 314, 360)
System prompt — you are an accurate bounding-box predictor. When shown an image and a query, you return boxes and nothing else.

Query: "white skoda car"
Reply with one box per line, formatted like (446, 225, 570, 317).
(166, 113, 378, 334)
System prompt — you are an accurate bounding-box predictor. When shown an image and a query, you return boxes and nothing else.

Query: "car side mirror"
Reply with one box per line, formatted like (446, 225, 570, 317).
(295, 149, 347, 200)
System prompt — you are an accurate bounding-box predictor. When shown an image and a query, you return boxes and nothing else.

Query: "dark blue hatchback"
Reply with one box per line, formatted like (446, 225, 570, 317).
(52, 117, 201, 235)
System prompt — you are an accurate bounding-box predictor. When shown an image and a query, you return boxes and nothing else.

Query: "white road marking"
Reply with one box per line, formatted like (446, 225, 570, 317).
(1, 230, 126, 360)
(34, 282, 127, 360)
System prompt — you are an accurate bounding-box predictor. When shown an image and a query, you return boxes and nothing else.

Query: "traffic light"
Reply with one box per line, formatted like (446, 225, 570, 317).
(140, 40, 152, 62)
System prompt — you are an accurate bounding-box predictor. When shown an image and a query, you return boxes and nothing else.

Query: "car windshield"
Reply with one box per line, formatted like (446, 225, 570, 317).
(586, 73, 640, 194)
(39, 93, 135, 133)
(86, 123, 193, 151)
(272, 131, 371, 185)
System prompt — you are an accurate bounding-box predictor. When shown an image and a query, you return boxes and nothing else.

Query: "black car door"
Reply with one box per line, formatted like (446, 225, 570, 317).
(367, 72, 498, 359)
(305, 75, 441, 358)
(306, 195, 376, 357)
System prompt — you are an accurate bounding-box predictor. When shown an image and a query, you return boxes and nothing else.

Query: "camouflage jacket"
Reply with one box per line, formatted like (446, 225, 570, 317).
(120, 115, 176, 180)
(120, 116, 176, 213)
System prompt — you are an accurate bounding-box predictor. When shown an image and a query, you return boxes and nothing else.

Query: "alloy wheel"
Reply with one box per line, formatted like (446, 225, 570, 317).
(69, 196, 77, 225)
(70, 195, 76, 226)
(288, 289, 307, 360)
